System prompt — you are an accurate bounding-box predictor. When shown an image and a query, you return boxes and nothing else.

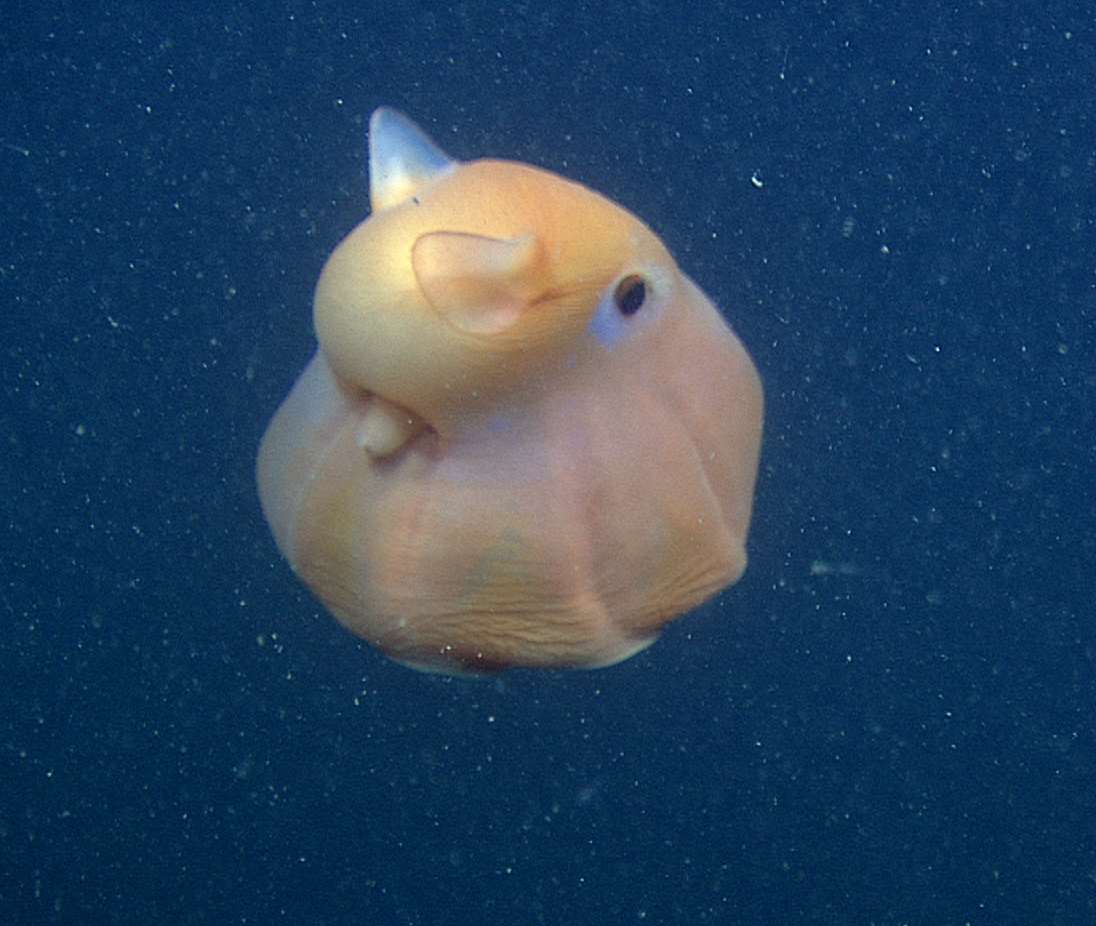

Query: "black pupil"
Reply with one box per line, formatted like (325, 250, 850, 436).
(614, 276, 647, 316)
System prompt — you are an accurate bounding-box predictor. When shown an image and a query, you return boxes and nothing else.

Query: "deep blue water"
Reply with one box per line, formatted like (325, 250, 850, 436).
(3, 2, 1094, 924)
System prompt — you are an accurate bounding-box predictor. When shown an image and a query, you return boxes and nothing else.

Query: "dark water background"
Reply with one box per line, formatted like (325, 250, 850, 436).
(3, 2, 1094, 923)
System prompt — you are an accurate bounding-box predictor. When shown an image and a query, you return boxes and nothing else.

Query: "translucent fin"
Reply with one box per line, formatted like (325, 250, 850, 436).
(368, 108, 456, 212)
(411, 232, 544, 335)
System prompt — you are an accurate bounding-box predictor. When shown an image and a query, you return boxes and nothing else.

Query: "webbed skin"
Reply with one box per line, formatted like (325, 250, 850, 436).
(257, 109, 763, 673)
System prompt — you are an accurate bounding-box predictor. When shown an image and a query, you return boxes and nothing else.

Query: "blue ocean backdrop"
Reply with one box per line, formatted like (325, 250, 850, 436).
(2, 2, 1093, 923)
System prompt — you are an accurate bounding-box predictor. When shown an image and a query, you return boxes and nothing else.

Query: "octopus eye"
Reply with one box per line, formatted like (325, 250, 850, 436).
(613, 275, 647, 316)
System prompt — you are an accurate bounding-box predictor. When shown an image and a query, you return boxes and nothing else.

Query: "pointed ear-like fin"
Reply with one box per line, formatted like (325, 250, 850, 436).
(369, 108, 456, 212)
(412, 232, 545, 336)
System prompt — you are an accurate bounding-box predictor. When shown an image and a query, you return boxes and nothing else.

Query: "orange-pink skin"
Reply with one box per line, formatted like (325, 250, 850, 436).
(257, 114, 762, 674)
